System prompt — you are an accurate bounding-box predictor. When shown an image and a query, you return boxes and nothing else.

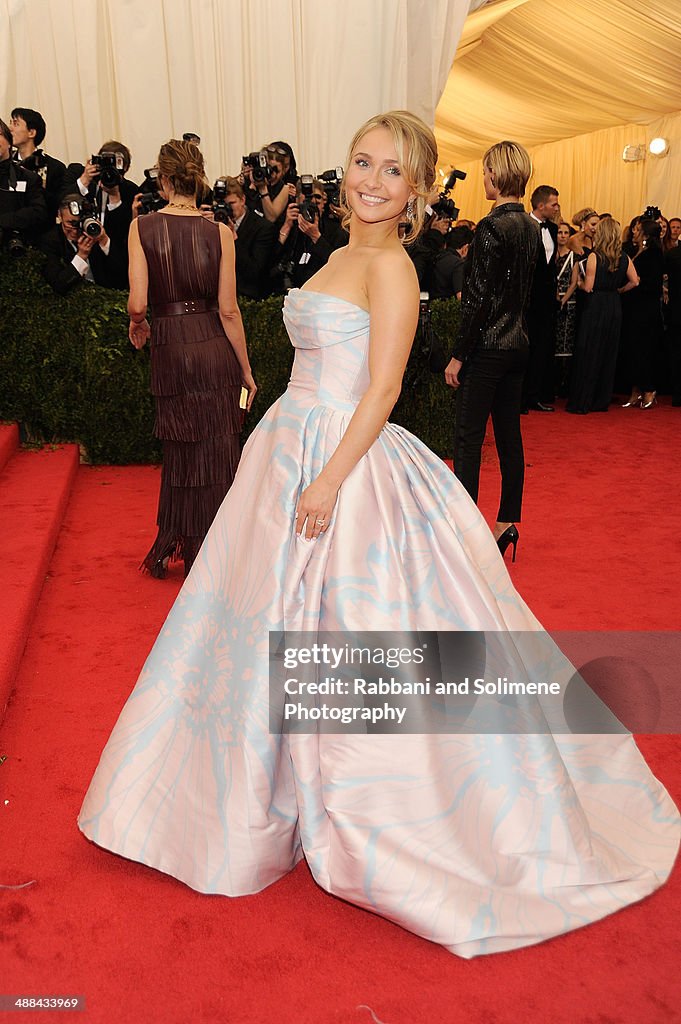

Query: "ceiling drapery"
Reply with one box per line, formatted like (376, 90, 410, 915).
(1, 0, 475, 185)
(436, 0, 681, 167)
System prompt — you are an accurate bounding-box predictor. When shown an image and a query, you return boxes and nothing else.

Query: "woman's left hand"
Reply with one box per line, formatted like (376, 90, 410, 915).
(129, 318, 151, 349)
(295, 477, 338, 540)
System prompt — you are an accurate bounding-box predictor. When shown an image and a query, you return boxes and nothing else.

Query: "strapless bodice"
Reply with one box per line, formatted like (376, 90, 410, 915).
(283, 288, 371, 411)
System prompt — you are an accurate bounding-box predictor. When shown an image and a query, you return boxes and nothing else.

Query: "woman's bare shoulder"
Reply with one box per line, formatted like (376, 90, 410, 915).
(367, 246, 418, 294)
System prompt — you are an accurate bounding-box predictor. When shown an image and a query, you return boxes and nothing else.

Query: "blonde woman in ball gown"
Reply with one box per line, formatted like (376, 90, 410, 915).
(80, 114, 679, 958)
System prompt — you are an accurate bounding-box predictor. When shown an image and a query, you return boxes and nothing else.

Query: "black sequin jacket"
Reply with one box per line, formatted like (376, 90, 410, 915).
(451, 202, 538, 362)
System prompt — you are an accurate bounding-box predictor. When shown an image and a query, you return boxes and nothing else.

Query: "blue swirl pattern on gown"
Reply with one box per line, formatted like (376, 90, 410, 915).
(79, 289, 679, 957)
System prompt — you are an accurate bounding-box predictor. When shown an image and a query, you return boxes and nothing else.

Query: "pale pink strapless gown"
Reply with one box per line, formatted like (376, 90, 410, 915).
(79, 289, 679, 957)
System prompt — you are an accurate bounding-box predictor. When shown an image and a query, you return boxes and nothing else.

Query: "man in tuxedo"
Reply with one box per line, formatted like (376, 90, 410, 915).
(225, 177, 275, 299)
(522, 184, 560, 412)
(37, 194, 127, 293)
(62, 141, 138, 275)
(10, 107, 66, 220)
(0, 117, 48, 244)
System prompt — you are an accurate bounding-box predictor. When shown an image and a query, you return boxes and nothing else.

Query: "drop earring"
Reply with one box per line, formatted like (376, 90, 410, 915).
(406, 198, 415, 222)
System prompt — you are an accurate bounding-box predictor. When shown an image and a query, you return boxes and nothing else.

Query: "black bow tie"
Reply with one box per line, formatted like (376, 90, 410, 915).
(540, 222, 552, 230)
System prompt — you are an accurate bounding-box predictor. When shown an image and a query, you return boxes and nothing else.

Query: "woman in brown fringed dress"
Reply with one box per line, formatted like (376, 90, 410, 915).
(128, 139, 256, 577)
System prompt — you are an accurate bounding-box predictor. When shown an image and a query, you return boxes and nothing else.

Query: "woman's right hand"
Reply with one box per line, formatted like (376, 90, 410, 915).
(241, 370, 257, 411)
(129, 318, 151, 349)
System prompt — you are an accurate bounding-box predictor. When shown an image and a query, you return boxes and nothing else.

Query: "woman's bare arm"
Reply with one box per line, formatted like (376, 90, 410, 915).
(295, 251, 419, 537)
(581, 252, 597, 293)
(561, 259, 580, 304)
(217, 223, 257, 408)
(620, 256, 640, 292)
(259, 183, 294, 223)
(127, 219, 150, 348)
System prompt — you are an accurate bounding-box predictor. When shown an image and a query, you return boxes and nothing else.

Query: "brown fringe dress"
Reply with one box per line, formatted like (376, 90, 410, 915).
(138, 212, 243, 576)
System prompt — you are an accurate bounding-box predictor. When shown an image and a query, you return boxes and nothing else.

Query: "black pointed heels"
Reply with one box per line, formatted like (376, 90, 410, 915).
(497, 524, 519, 562)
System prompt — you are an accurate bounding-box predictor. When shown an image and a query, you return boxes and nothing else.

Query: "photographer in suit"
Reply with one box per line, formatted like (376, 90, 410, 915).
(0, 117, 48, 248)
(271, 178, 348, 292)
(10, 107, 66, 219)
(38, 193, 127, 293)
(63, 141, 138, 263)
(522, 184, 560, 412)
(221, 176, 275, 299)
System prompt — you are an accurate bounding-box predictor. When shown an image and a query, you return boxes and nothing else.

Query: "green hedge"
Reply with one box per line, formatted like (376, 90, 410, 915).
(0, 248, 459, 463)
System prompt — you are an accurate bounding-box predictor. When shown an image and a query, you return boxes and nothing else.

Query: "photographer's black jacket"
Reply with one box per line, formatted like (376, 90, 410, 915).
(62, 164, 139, 251)
(0, 158, 49, 239)
(19, 150, 66, 219)
(452, 203, 538, 362)
(271, 217, 348, 291)
(37, 224, 128, 293)
(234, 209, 275, 299)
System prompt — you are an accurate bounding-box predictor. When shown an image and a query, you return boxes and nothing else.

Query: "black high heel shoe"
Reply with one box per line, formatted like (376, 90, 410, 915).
(496, 525, 519, 562)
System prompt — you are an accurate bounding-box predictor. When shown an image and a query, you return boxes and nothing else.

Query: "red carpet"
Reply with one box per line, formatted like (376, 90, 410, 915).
(0, 439, 79, 719)
(1, 400, 680, 1024)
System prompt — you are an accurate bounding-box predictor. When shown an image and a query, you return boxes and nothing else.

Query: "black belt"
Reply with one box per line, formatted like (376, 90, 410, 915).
(152, 299, 219, 317)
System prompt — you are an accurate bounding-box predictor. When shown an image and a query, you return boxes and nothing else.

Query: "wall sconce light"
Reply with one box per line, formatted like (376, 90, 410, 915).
(622, 144, 645, 162)
(649, 137, 669, 156)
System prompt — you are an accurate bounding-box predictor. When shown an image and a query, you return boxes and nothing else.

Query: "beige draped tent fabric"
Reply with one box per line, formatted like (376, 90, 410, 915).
(436, 0, 681, 225)
(1, 0, 480, 185)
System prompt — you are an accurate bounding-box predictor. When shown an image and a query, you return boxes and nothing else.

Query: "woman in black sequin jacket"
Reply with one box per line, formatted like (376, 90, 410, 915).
(444, 141, 538, 561)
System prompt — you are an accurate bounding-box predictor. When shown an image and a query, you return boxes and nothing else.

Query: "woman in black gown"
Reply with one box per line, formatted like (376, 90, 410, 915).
(567, 217, 638, 414)
(620, 219, 665, 408)
(128, 139, 257, 577)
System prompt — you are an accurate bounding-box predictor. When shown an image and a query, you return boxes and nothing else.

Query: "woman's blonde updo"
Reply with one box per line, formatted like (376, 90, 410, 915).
(339, 110, 438, 245)
(572, 207, 598, 228)
(157, 139, 208, 199)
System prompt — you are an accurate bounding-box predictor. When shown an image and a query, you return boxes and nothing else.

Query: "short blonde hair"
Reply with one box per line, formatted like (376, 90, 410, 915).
(482, 141, 532, 198)
(339, 110, 437, 245)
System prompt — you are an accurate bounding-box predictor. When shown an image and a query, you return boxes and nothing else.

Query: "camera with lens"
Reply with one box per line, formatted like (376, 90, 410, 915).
(67, 198, 103, 238)
(317, 166, 343, 208)
(431, 168, 467, 222)
(0, 227, 26, 257)
(643, 205, 662, 222)
(91, 151, 125, 189)
(138, 167, 168, 215)
(243, 151, 272, 184)
(212, 178, 231, 225)
(297, 175, 318, 223)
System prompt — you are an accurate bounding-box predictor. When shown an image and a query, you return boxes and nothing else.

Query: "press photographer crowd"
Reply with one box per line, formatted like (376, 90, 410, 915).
(2, 107, 680, 409)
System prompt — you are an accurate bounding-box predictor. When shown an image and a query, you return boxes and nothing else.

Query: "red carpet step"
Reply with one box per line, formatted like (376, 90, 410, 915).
(0, 422, 19, 474)
(0, 442, 79, 721)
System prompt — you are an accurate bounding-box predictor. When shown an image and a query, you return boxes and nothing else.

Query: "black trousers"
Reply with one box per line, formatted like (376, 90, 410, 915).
(454, 347, 528, 523)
